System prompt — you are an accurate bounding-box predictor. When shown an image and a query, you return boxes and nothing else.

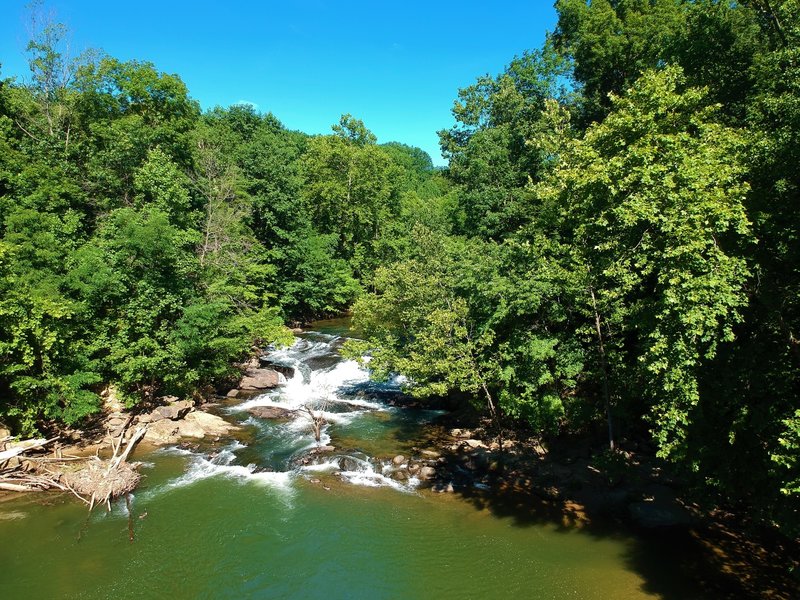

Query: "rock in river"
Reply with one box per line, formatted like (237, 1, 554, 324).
(247, 406, 296, 420)
(151, 399, 194, 422)
(418, 466, 437, 480)
(143, 411, 239, 445)
(239, 368, 284, 390)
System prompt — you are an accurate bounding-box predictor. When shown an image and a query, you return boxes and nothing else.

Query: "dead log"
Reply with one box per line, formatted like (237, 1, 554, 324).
(0, 437, 58, 462)
(0, 482, 35, 492)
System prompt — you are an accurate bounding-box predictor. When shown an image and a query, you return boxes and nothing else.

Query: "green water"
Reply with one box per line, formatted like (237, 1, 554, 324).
(0, 465, 697, 599)
(0, 321, 710, 599)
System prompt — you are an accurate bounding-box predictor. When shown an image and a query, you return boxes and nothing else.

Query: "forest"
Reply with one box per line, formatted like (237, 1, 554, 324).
(0, 0, 798, 536)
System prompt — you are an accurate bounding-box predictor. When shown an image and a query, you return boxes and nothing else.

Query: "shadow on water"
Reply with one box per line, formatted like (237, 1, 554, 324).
(439, 445, 799, 600)
(303, 317, 800, 599)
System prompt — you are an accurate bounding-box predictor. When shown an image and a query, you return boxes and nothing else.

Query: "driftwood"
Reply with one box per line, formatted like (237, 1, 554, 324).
(67, 426, 147, 511)
(0, 423, 148, 511)
(0, 437, 57, 462)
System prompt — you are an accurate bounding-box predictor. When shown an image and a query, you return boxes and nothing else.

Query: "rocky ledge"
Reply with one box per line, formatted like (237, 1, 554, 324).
(99, 397, 239, 446)
(225, 358, 286, 398)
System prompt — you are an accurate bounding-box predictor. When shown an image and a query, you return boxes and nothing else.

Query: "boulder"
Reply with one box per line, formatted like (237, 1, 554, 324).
(391, 470, 408, 481)
(143, 420, 182, 444)
(143, 411, 238, 445)
(259, 359, 295, 379)
(338, 456, 363, 472)
(247, 406, 295, 420)
(152, 400, 193, 421)
(0, 423, 11, 440)
(419, 449, 441, 458)
(226, 389, 240, 398)
(464, 439, 486, 449)
(418, 466, 436, 480)
(239, 368, 284, 390)
(392, 454, 406, 466)
(185, 411, 238, 437)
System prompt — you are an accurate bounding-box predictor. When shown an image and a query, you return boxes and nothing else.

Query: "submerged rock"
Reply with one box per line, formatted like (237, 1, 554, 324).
(629, 501, 691, 528)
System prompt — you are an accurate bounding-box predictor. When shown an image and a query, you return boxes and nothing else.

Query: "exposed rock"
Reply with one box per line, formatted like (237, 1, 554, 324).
(407, 463, 421, 475)
(239, 368, 284, 390)
(629, 501, 691, 528)
(391, 470, 408, 481)
(152, 400, 194, 422)
(187, 411, 237, 436)
(419, 449, 441, 458)
(338, 456, 363, 472)
(226, 389, 240, 398)
(143, 411, 238, 445)
(464, 439, 486, 449)
(392, 454, 406, 466)
(418, 466, 436, 480)
(0, 423, 10, 440)
(143, 420, 182, 444)
(247, 406, 296, 420)
(259, 359, 295, 379)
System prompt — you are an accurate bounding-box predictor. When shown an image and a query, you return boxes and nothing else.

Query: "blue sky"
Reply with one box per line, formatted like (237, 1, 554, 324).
(0, 1, 558, 165)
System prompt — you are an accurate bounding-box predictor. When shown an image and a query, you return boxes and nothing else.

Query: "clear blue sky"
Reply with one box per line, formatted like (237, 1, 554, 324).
(0, 1, 558, 165)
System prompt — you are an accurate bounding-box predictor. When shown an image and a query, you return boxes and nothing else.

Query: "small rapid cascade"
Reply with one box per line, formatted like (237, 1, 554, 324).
(155, 329, 423, 496)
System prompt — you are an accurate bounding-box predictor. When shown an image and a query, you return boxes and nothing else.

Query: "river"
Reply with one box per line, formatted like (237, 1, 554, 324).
(0, 319, 715, 599)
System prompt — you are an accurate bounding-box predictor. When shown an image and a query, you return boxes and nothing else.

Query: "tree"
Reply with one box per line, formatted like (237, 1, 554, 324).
(553, 0, 687, 125)
(534, 66, 752, 458)
(301, 115, 400, 278)
(348, 226, 580, 433)
(439, 49, 569, 239)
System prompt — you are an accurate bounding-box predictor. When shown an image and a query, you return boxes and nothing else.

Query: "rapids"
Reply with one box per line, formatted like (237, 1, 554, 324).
(0, 319, 719, 599)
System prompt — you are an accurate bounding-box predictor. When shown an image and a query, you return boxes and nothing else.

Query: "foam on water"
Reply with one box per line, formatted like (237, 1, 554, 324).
(139, 441, 294, 505)
(157, 331, 413, 496)
(300, 455, 420, 493)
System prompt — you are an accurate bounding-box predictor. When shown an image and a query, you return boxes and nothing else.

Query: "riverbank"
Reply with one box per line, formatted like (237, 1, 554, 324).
(391, 413, 800, 599)
(2, 324, 798, 599)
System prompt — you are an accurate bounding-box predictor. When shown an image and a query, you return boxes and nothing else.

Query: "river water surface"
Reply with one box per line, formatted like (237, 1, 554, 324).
(0, 320, 711, 599)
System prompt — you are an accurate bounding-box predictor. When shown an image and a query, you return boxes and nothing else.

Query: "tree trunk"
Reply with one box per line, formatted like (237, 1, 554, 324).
(590, 287, 615, 451)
